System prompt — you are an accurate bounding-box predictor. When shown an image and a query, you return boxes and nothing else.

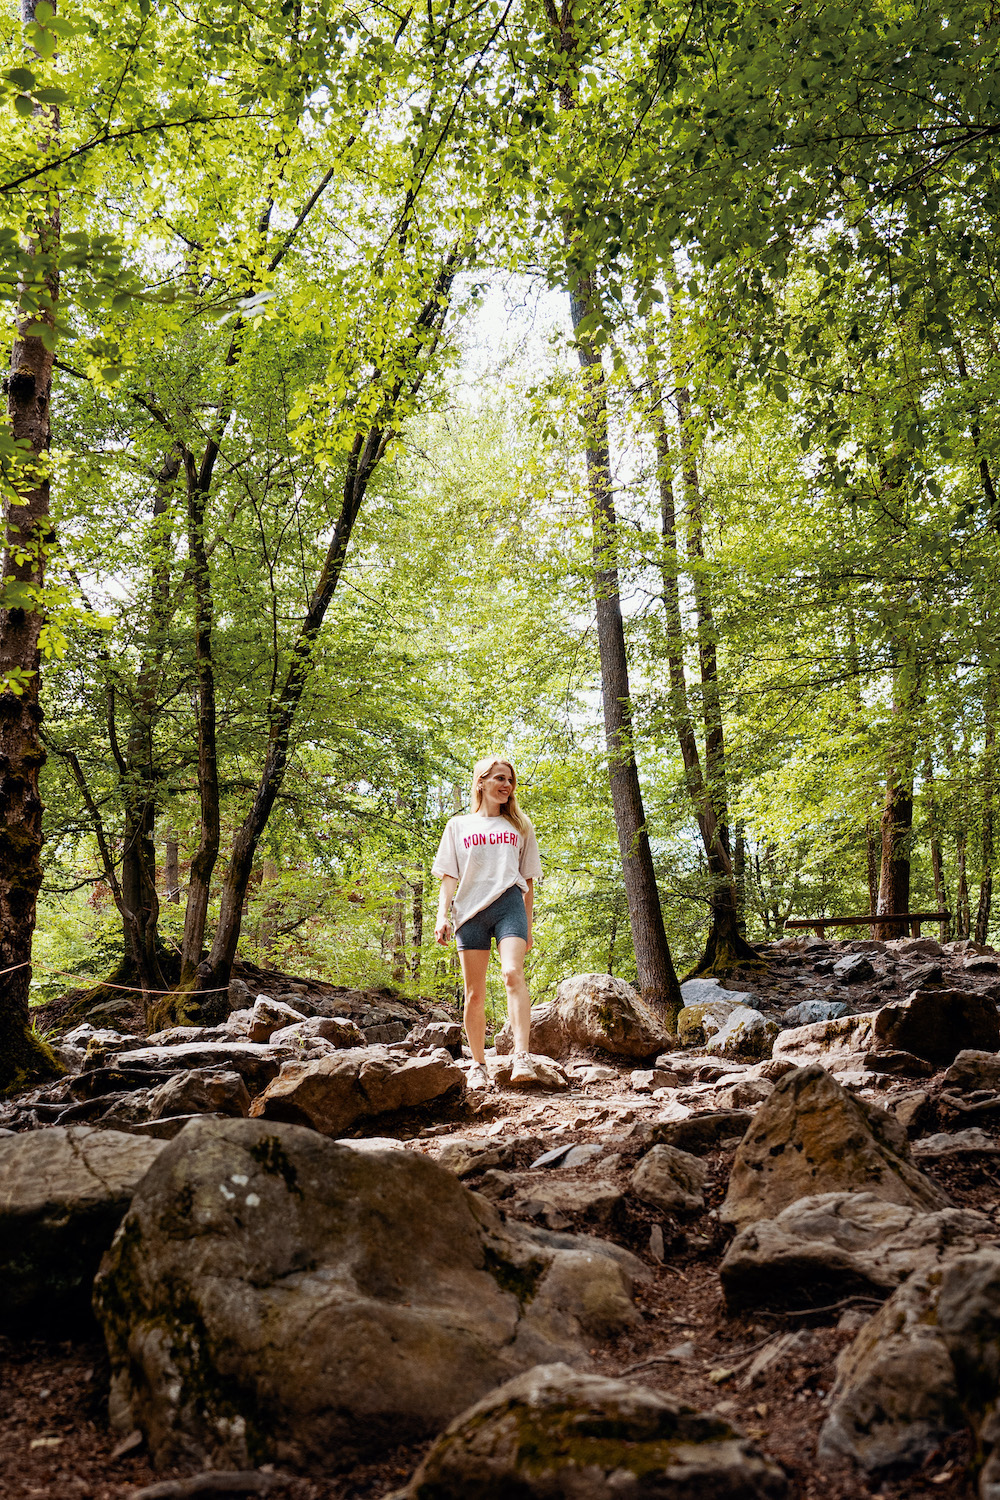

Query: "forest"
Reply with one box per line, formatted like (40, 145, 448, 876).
(1, 0, 998, 1084)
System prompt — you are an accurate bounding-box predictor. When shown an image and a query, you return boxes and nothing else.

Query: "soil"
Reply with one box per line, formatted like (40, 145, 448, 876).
(3, 938, 997, 1499)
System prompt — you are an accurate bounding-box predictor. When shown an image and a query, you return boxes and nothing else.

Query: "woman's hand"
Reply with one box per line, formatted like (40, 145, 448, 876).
(434, 915, 452, 945)
(526, 927, 533, 953)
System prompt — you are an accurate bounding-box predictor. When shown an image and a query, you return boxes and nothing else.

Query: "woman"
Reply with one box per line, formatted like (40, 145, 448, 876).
(433, 756, 542, 1091)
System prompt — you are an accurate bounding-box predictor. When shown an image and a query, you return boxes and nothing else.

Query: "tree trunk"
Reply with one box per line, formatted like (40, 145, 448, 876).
(391, 875, 407, 987)
(569, 277, 681, 1023)
(410, 878, 423, 982)
(146, 259, 461, 1029)
(164, 830, 180, 904)
(177, 447, 222, 988)
(866, 815, 880, 932)
(957, 835, 971, 938)
(976, 676, 997, 944)
(923, 754, 951, 942)
(653, 317, 757, 974)
(0, 1, 62, 1091)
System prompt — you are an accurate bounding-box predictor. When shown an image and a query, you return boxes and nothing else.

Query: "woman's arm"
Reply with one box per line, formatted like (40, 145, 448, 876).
(435, 874, 458, 945)
(524, 878, 534, 952)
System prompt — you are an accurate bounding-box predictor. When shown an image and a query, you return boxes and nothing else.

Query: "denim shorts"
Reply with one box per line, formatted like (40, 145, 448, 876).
(455, 885, 528, 950)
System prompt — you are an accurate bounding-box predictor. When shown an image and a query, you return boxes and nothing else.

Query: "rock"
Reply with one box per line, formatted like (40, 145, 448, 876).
(629, 1068, 678, 1092)
(495, 975, 672, 1061)
(862, 1050, 936, 1078)
(248, 995, 305, 1042)
(714, 1078, 774, 1111)
(509, 1176, 624, 1229)
(819, 1247, 1000, 1473)
(563, 1143, 606, 1168)
(386, 1363, 788, 1500)
(676, 998, 739, 1047)
(250, 1045, 464, 1135)
(632, 1110, 753, 1155)
(267, 1016, 365, 1049)
(93, 1119, 645, 1469)
(147, 1069, 251, 1120)
(436, 1139, 514, 1177)
(721, 1191, 995, 1312)
(576, 1063, 617, 1083)
(943, 1050, 1000, 1092)
(903, 962, 943, 987)
(912, 1128, 1000, 1157)
(873, 989, 1000, 1065)
(887, 938, 945, 958)
(834, 953, 876, 983)
(0, 1126, 165, 1331)
(819, 1265, 964, 1471)
(887, 1090, 932, 1134)
(966, 955, 1000, 973)
(405, 1020, 463, 1057)
(781, 999, 850, 1027)
(679, 977, 760, 1010)
(720, 1065, 950, 1232)
(102, 1043, 287, 1092)
(704, 1007, 779, 1061)
(630, 1144, 707, 1214)
(772, 1013, 878, 1071)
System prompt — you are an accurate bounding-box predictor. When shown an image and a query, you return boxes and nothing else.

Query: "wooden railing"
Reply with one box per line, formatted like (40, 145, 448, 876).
(783, 912, 950, 941)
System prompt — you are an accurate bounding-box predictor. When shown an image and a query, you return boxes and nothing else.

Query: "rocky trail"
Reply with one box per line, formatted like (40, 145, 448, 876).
(4, 936, 1000, 1499)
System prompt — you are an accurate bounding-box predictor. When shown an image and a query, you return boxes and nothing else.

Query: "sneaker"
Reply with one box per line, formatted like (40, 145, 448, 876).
(509, 1050, 536, 1087)
(466, 1063, 489, 1093)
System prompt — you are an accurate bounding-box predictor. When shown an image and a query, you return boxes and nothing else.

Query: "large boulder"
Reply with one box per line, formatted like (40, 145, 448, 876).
(387, 1363, 788, 1500)
(704, 1007, 779, 1061)
(147, 1069, 250, 1120)
(819, 1266, 965, 1471)
(721, 1192, 994, 1312)
(88, 1042, 289, 1093)
(94, 1119, 645, 1470)
(820, 1248, 1000, 1474)
(873, 989, 1000, 1066)
(267, 1015, 366, 1049)
(494, 975, 673, 1061)
(720, 1065, 949, 1231)
(249, 1044, 464, 1135)
(771, 1014, 877, 1071)
(677, 998, 739, 1048)
(0, 1126, 164, 1331)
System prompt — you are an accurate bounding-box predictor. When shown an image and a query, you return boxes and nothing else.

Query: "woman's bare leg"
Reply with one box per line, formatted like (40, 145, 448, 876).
(458, 947, 491, 1064)
(498, 936, 531, 1053)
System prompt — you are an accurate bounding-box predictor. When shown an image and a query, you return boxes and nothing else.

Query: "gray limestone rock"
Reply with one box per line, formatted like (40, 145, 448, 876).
(873, 989, 1000, 1066)
(386, 1363, 788, 1499)
(0, 1126, 164, 1331)
(248, 995, 306, 1041)
(267, 1016, 365, 1049)
(680, 977, 760, 1010)
(630, 1144, 707, 1214)
(704, 1008, 779, 1061)
(494, 974, 673, 1061)
(721, 1191, 994, 1312)
(780, 999, 850, 1027)
(147, 1069, 251, 1120)
(833, 954, 876, 984)
(250, 1044, 465, 1135)
(943, 1050, 1000, 1092)
(94, 1119, 645, 1469)
(720, 1065, 950, 1232)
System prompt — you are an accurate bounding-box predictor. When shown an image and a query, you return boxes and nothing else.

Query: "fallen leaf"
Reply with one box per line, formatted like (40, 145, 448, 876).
(709, 1367, 735, 1384)
(29, 1437, 62, 1450)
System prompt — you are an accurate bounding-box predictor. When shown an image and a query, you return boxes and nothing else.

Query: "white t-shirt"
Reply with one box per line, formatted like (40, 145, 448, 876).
(432, 814, 543, 930)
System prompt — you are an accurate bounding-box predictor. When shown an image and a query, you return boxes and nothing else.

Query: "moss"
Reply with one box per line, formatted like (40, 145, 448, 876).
(0, 1019, 64, 1095)
(482, 1247, 546, 1307)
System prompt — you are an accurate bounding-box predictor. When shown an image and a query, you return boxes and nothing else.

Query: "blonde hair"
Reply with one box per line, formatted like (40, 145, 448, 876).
(470, 756, 530, 836)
